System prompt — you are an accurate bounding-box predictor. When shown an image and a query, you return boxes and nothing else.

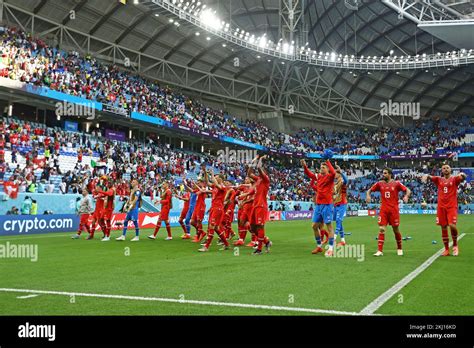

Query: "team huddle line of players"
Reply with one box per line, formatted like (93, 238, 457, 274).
(72, 154, 466, 257)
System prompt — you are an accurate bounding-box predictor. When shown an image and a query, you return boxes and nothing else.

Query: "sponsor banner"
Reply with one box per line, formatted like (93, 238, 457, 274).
(358, 210, 369, 217)
(103, 104, 129, 117)
(284, 210, 313, 221)
(268, 211, 281, 221)
(219, 136, 266, 150)
(347, 210, 359, 217)
(380, 154, 449, 160)
(400, 209, 437, 215)
(0, 214, 79, 235)
(307, 153, 378, 160)
(64, 120, 78, 132)
(108, 211, 209, 230)
(368, 209, 377, 217)
(105, 129, 126, 142)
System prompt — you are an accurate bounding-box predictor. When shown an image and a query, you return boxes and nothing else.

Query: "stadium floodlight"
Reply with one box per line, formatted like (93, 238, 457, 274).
(200, 8, 222, 30)
(147, 0, 474, 70)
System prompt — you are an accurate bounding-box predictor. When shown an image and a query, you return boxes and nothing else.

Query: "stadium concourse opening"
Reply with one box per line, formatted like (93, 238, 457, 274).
(0, 0, 473, 346)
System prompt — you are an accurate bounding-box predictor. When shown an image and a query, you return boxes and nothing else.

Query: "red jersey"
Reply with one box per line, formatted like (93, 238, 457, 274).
(160, 188, 172, 211)
(94, 195, 105, 213)
(370, 180, 407, 212)
(100, 188, 115, 211)
(211, 185, 227, 209)
(225, 188, 238, 211)
(305, 161, 335, 204)
(430, 175, 462, 209)
(182, 191, 191, 211)
(195, 190, 206, 209)
(251, 171, 270, 208)
(240, 186, 255, 207)
(334, 179, 347, 206)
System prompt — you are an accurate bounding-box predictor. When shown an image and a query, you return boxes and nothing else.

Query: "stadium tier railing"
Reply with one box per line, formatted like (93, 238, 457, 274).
(1, 77, 472, 161)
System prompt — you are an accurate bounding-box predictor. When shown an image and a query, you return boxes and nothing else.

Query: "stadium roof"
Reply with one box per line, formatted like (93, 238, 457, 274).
(2, 0, 474, 126)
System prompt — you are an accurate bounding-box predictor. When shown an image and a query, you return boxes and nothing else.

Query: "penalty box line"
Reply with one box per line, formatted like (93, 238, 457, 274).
(0, 287, 367, 316)
(360, 233, 466, 315)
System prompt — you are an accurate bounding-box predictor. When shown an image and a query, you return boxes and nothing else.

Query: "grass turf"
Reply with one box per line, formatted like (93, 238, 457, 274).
(0, 215, 472, 315)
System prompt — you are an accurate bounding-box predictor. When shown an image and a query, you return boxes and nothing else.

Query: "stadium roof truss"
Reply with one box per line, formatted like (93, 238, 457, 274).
(0, 0, 473, 128)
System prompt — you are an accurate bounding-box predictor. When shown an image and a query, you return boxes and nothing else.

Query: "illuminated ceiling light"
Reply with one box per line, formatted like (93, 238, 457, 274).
(200, 8, 223, 30)
(169, 18, 174, 23)
(195, 32, 200, 36)
(222, 43, 226, 47)
(206, 36, 211, 41)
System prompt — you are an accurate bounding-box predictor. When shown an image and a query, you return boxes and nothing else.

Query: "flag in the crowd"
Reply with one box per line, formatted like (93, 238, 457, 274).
(91, 159, 96, 168)
(3, 181, 19, 199)
(33, 157, 46, 168)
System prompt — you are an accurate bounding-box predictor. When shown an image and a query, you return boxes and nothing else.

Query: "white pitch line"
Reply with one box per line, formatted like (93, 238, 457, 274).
(0, 288, 362, 316)
(360, 233, 466, 315)
(16, 294, 39, 299)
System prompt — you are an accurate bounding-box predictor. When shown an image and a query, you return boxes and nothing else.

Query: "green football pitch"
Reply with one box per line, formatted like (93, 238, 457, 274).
(0, 215, 472, 316)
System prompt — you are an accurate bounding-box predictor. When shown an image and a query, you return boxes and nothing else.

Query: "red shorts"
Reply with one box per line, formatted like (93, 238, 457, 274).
(103, 208, 113, 220)
(238, 204, 252, 222)
(160, 209, 170, 221)
(436, 206, 458, 226)
(79, 214, 90, 225)
(250, 206, 268, 226)
(209, 207, 224, 226)
(378, 210, 400, 227)
(92, 210, 103, 221)
(179, 207, 189, 220)
(191, 206, 205, 222)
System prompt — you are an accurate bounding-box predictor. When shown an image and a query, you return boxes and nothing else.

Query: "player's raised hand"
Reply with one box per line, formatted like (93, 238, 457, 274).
(403, 195, 409, 203)
(300, 159, 306, 167)
(366, 195, 371, 204)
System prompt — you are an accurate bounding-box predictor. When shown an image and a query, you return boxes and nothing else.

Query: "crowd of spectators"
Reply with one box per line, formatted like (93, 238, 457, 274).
(0, 26, 472, 206)
(1, 26, 472, 156)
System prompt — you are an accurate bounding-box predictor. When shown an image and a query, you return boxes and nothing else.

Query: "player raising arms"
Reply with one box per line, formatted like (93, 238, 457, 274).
(333, 164, 348, 246)
(88, 177, 107, 240)
(233, 178, 256, 247)
(190, 178, 207, 243)
(366, 168, 411, 257)
(307, 169, 329, 245)
(98, 179, 116, 242)
(220, 180, 237, 241)
(301, 154, 336, 256)
(422, 164, 466, 256)
(198, 169, 230, 252)
(116, 179, 141, 242)
(175, 184, 192, 239)
(248, 155, 272, 255)
(149, 182, 173, 241)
